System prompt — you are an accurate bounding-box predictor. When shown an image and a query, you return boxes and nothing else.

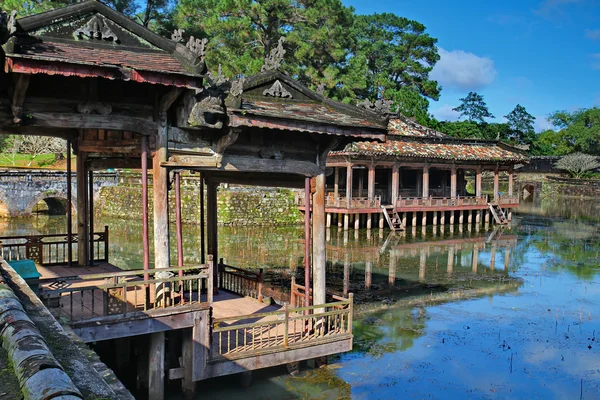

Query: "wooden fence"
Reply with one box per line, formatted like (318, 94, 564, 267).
(37, 264, 212, 322)
(396, 196, 489, 208)
(218, 259, 263, 301)
(496, 195, 520, 206)
(211, 295, 353, 360)
(0, 227, 109, 266)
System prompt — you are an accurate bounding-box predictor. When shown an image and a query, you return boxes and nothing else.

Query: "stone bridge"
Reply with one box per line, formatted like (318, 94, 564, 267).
(0, 169, 118, 217)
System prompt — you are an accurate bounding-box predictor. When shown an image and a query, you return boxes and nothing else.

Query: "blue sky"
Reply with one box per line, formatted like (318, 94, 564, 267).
(347, 0, 600, 131)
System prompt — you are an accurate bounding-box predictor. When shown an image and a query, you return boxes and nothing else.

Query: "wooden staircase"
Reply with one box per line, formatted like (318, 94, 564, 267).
(381, 205, 405, 231)
(488, 203, 508, 225)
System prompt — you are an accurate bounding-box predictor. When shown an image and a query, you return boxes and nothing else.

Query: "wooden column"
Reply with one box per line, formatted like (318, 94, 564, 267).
(391, 164, 399, 207)
(419, 248, 426, 282)
(343, 254, 350, 297)
(66, 140, 73, 267)
(304, 177, 311, 308)
(366, 213, 372, 230)
(422, 166, 429, 198)
(450, 166, 457, 198)
(76, 151, 88, 266)
(447, 245, 454, 276)
(508, 167, 514, 196)
(141, 136, 150, 279)
(422, 211, 427, 226)
(312, 173, 327, 306)
(148, 332, 165, 400)
(493, 168, 500, 201)
(472, 245, 479, 273)
(333, 167, 339, 205)
(175, 172, 184, 273)
(367, 163, 375, 200)
(490, 243, 496, 270)
(365, 260, 372, 289)
(475, 167, 482, 197)
(346, 164, 353, 207)
(354, 213, 360, 230)
(207, 181, 218, 290)
(153, 128, 170, 270)
(88, 170, 94, 265)
(357, 169, 364, 198)
(388, 252, 396, 286)
(504, 248, 510, 270)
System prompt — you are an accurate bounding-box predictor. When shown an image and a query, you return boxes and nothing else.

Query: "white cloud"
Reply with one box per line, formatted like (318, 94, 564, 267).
(585, 29, 600, 40)
(431, 104, 461, 122)
(592, 53, 600, 70)
(430, 48, 497, 91)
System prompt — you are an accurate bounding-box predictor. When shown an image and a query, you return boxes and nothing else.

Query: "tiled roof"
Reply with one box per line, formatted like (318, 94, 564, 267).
(333, 136, 528, 163)
(239, 99, 387, 130)
(15, 40, 196, 76)
(388, 116, 448, 138)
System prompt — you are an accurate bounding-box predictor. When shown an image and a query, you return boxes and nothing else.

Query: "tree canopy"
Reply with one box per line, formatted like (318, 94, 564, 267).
(452, 92, 495, 123)
(504, 104, 535, 146)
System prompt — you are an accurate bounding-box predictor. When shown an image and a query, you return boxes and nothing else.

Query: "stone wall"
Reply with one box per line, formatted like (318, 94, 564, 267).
(541, 176, 600, 198)
(96, 172, 303, 226)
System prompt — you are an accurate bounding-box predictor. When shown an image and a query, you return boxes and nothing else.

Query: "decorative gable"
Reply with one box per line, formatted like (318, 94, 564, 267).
(74, 14, 118, 42)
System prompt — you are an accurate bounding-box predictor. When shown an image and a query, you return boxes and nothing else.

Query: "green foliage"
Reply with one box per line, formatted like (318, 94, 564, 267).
(453, 92, 495, 123)
(554, 152, 600, 179)
(504, 104, 535, 146)
(532, 107, 600, 156)
(434, 120, 509, 140)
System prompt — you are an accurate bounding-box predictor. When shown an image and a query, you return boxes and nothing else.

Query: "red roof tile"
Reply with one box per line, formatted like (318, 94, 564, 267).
(333, 137, 528, 163)
(15, 40, 197, 76)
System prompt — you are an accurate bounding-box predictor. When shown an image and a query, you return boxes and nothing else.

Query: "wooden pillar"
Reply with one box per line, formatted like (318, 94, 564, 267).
(142, 136, 150, 279)
(153, 129, 170, 271)
(401, 212, 407, 227)
(354, 213, 360, 230)
(508, 209, 513, 221)
(422, 166, 429, 198)
(490, 243, 496, 270)
(504, 248, 511, 270)
(450, 211, 455, 225)
(343, 214, 349, 230)
(508, 168, 514, 196)
(472, 245, 479, 273)
(304, 177, 311, 310)
(312, 173, 327, 306)
(459, 210, 464, 224)
(485, 210, 490, 224)
(66, 139, 73, 267)
(326, 213, 331, 228)
(346, 164, 353, 207)
(379, 213, 384, 229)
(366, 213, 372, 230)
(148, 332, 165, 400)
(88, 170, 94, 265)
(391, 164, 399, 207)
(343, 254, 350, 297)
(467, 210, 473, 225)
(450, 166, 457, 198)
(367, 163, 375, 200)
(175, 172, 184, 272)
(357, 169, 364, 198)
(433, 211, 438, 226)
(76, 151, 88, 266)
(333, 167, 339, 204)
(475, 210, 481, 224)
(422, 211, 427, 226)
(207, 181, 218, 290)
(338, 213, 343, 228)
(493, 168, 500, 201)
(440, 211, 445, 225)
(412, 212, 417, 227)
(475, 167, 482, 197)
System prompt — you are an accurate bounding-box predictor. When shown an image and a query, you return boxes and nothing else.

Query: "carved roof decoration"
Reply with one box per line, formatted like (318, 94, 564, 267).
(3, 0, 205, 88)
(357, 98, 394, 116)
(389, 115, 448, 138)
(74, 14, 118, 42)
(261, 37, 286, 72)
(263, 80, 292, 98)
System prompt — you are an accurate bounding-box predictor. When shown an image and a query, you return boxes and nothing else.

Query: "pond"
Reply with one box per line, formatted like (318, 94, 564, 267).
(2, 197, 600, 399)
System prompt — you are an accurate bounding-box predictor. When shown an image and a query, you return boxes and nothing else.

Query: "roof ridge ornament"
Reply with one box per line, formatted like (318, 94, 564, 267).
(1, 9, 17, 44)
(357, 98, 393, 115)
(171, 29, 185, 42)
(316, 82, 326, 96)
(261, 37, 286, 72)
(75, 15, 118, 42)
(186, 36, 208, 60)
(263, 80, 292, 98)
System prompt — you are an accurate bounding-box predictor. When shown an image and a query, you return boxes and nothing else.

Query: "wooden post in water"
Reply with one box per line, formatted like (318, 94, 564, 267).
(312, 173, 326, 307)
(343, 253, 350, 296)
(148, 332, 165, 400)
(490, 243, 496, 270)
(419, 247, 426, 282)
(304, 177, 311, 309)
(388, 252, 396, 286)
(447, 245, 454, 276)
(76, 150, 88, 266)
(141, 135, 150, 281)
(472, 244, 479, 273)
(66, 139, 72, 266)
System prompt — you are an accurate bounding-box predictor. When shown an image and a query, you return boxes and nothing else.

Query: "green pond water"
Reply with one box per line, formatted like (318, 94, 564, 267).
(4, 197, 600, 399)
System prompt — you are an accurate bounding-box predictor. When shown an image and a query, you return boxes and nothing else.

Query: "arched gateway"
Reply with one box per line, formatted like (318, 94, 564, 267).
(0, 2, 388, 399)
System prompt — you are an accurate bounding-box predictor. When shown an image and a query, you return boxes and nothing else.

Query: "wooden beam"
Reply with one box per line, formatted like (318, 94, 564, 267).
(204, 171, 304, 188)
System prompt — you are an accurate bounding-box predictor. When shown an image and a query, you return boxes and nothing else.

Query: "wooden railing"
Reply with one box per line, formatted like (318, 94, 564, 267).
(218, 259, 263, 301)
(290, 276, 348, 308)
(37, 264, 212, 322)
(496, 195, 520, 205)
(0, 227, 109, 266)
(211, 295, 353, 360)
(396, 196, 488, 208)
(296, 193, 382, 209)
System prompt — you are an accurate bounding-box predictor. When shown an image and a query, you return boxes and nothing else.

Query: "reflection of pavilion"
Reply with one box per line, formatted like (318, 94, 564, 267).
(324, 227, 517, 295)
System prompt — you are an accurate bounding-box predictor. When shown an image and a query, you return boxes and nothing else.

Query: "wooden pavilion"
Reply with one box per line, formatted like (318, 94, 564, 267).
(0, 2, 388, 399)
(297, 115, 528, 230)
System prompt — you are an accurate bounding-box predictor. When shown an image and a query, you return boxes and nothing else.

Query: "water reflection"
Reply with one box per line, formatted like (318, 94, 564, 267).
(3, 198, 600, 399)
